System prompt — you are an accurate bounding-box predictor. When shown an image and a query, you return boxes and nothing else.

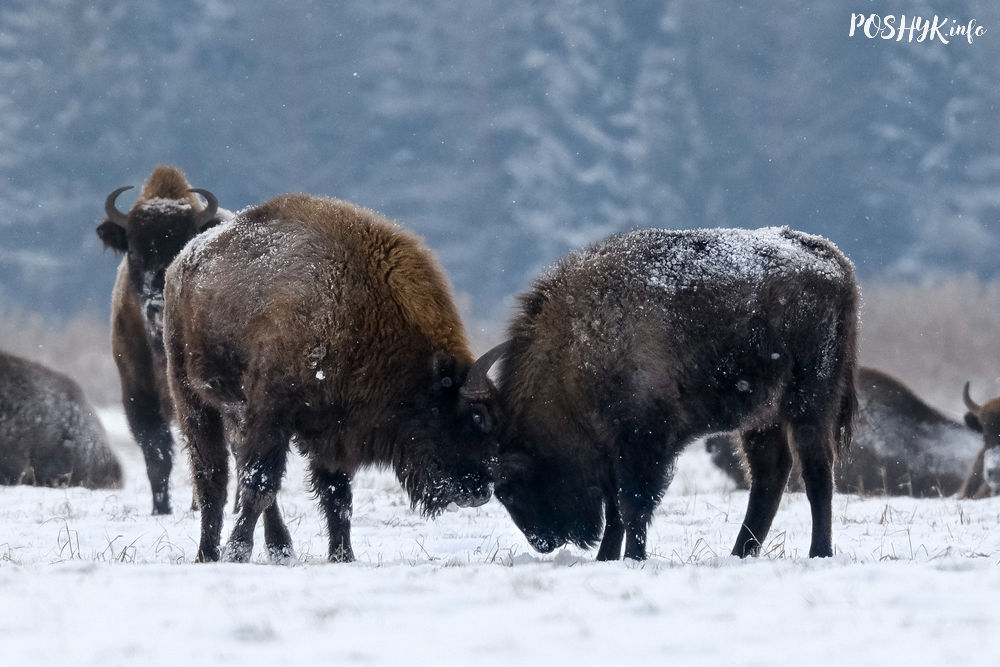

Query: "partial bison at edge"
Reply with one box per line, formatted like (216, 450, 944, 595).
(164, 193, 497, 564)
(96, 165, 229, 515)
(485, 226, 859, 560)
(0, 350, 121, 489)
(957, 383, 1000, 499)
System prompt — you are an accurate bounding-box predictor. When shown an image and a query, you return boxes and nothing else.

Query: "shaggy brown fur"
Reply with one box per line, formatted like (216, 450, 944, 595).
(708, 367, 983, 497)
(488, 227, 859, 560)
(0, 350, 121, 488)
(957, 383, 1000, 499)
(165, 194, 496, 563)
(96, 165, 226, 514)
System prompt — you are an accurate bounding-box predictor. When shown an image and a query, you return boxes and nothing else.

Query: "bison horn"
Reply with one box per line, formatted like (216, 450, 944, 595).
(460, 339, 513, 400)
(189, 188, 219, 228)
(104, 186, 133, 227)
(963, 381, 982, 415)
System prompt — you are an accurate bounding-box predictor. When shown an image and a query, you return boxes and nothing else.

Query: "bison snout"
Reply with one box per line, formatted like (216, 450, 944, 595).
(453, 477, 493, 508)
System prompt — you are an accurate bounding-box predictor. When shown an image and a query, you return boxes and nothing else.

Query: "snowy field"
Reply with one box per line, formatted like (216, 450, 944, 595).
(2, 410, 1000, 666)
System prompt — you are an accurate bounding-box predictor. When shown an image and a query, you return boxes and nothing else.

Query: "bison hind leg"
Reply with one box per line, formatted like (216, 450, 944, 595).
(224, 428, 292, 563)
(789, 420, 835, 557)
(732, 425, 792, 558)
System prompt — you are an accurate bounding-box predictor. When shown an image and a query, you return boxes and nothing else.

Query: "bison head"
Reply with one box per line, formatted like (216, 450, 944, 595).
(963, 382, 1000, 494)
(396, 345, 509, 515)
(477, 340, 604, 553)
(97, 184, 222, 353)
(494, 443, 604, 554)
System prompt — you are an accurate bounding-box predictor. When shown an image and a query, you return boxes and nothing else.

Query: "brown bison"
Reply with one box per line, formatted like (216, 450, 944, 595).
(96, 165, 228, 514)
(483, 227, 859, 560)
(707, 367, 983, 497)
(164, 194, 497, 563)
(957, 383, 1000, 499)
(0, 350, 121, 488)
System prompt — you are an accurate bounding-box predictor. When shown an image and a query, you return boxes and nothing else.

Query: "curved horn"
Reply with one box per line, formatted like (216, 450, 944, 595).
(460, 339, 514, 400)
(963, 381, 982, 414)
(189, 188, 219, 228)
(104, 186, 133, 226)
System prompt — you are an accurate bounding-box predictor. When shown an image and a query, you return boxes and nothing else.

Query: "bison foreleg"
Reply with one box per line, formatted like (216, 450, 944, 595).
(311, 467, 354, 563)
(614, 446, 670, 561)
(263, 502, 295, 565)
(124, 394, 174, 515)
(732, 426, 792, 558)
(595, 492, 624, 561)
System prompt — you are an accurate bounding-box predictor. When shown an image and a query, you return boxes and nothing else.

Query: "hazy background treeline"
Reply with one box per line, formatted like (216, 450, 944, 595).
(1, 1, 999, 414)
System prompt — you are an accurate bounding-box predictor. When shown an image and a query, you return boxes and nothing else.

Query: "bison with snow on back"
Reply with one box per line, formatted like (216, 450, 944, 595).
(707, 367, 983, 497)
(0, 350, 121, 488)
(164, 193, 497, 563)
(481, 227, 858, 560)
(957, 383, 1000, 499)
(96, 165, 229, 515)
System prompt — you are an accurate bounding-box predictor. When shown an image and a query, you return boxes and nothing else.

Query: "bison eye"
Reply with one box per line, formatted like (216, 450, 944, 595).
(471, 405, 492, 434)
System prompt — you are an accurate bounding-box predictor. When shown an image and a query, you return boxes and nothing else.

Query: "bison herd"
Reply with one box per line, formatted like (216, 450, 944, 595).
(1, 163, 999, 563)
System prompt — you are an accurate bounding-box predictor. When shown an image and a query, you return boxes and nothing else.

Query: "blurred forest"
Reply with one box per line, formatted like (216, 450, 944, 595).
(1, 1, 999, 412)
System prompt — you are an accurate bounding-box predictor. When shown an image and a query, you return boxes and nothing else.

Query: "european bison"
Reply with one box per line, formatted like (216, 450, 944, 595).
(96, 165, 228, 514)
(957, 383, 1000, 499)
(164, 194, 497, 563)
(0, 350, 121, 488)
(486, 226, 859, 560)
(707, 367, 983, 497)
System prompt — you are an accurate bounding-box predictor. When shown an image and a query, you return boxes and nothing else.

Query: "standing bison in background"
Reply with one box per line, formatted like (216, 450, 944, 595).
(957, 383, 1000, 499)
(707, 367, 983, 497)
(96, 165, 229, 515)
(164, 194, 497, 563)
(0, 350, 121, 488)
(483, 226, 858, 560)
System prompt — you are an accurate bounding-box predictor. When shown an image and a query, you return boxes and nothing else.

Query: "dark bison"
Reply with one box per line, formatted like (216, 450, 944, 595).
(0, 350, 121, 488)
(484, 226, 859, 560)
(957, 383, 1000, 499)
(707, 367, 982, 497)
(96, 165, 228, 515)
(164, 193, 497, 563)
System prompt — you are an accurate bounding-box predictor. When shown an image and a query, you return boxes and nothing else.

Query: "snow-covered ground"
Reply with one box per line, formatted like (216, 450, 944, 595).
(2, 409, 999, 666)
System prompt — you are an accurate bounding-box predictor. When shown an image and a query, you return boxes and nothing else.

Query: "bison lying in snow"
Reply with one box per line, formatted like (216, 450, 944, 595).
(96, 165, 229, 515)
(0, 350, 121, 488)
(164, 193, 497, 563)
(707, 367, 983, 497)
(957, 383, 1000, 499)
(482, 227, 859, 560)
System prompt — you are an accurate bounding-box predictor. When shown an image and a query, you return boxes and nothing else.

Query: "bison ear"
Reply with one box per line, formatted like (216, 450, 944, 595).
(430, 350, 461, 390)
(96, 220, 128, 254)
(965, 412, 984, 433)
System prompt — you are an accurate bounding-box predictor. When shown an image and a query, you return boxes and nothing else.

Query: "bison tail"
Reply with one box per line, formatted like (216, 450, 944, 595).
(833, 293, 860, 456)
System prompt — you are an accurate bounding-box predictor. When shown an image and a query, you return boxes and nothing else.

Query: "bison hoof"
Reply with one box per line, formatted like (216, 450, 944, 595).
(268, 544, 297, 566)
(222, 540, 253, 563)
(328, 547, 355, 563)
(195, 547, 221, 563)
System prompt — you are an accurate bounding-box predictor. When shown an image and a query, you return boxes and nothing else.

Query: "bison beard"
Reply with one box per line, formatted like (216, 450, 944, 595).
(490, 226, 860, 560)
(165, 193, 497, 564)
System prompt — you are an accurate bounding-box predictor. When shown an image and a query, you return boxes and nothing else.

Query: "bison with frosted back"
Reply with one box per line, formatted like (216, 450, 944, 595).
(164, 194, 497, 563)
(478, 226, 859, 560)
(0, 350, 121, 488)
(96, 165, 230, 515)
(707, 367, 983, 497)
